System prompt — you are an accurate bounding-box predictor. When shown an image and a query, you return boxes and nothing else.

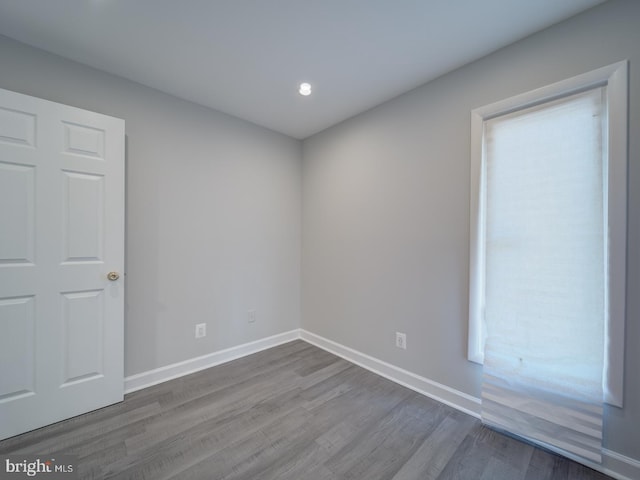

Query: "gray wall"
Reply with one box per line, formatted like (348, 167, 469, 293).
(0, 35, 302, 377)
(302, 0, 640, 459)
(1, 0, 637, 463)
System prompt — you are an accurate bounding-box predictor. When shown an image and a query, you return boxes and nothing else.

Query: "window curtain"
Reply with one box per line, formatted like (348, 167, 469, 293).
(480, 88, 605, 463)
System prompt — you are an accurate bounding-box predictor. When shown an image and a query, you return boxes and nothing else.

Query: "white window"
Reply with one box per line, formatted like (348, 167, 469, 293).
(468, 61, 628, 408)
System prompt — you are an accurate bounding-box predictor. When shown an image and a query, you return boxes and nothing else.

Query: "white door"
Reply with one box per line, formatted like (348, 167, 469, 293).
(0, 88, 124, 440)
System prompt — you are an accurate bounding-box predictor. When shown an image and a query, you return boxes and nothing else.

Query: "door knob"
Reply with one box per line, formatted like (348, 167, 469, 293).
(107, 272, 120, 281)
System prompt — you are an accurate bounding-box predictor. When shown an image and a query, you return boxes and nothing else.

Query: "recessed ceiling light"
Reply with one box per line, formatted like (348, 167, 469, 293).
(299, 82, 312, 96)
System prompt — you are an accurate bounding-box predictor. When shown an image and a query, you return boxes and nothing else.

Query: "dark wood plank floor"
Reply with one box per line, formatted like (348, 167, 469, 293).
(0, 340, 612, 479)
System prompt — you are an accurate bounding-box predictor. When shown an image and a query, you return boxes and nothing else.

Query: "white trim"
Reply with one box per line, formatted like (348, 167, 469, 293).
(468, 60, 628, 407)
(124, 329, 300, 393)
(300, 330, 639, 480)
(601, 448, 640, 480)
(122, 327, 639, 480)
(468, 104, 486, 365)
(603, 60, 628, 409)
(300, 329, 482, 418)
(471, 61, 627, 120)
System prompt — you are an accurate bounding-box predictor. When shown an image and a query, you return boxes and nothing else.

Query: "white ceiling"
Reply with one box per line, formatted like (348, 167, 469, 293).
(0, 0, 607, 139)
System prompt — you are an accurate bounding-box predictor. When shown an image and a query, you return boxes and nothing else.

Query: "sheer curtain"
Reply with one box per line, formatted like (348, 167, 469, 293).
(480, 87, 606, 462)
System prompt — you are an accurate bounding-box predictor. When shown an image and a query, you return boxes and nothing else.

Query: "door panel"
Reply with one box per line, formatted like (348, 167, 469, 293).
(0, 107, 36, 147)
(0, 296, 35, 401)
(62, 171, 104, 262)
(61, 290, 104, 385)
(0, 162, 35, 263)
(0, 88, 124, 440)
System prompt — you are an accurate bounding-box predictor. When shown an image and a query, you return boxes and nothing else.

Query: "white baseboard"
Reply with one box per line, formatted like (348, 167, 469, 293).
(299, 329, 482, 418)
(124, 329, 300, 394)
(123, 327, 640, 480)
(601, 448, 640, 480)
(299, 329, 640, 480)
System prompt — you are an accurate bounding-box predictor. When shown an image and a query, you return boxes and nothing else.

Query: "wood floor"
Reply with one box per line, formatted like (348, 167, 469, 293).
(0, 340, 611, 480)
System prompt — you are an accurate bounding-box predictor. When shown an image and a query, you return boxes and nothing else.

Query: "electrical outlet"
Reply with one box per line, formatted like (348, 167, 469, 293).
(195, 323, 206, 338)
(248, 309, 256, 323)
(396, 332, 407, 350)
